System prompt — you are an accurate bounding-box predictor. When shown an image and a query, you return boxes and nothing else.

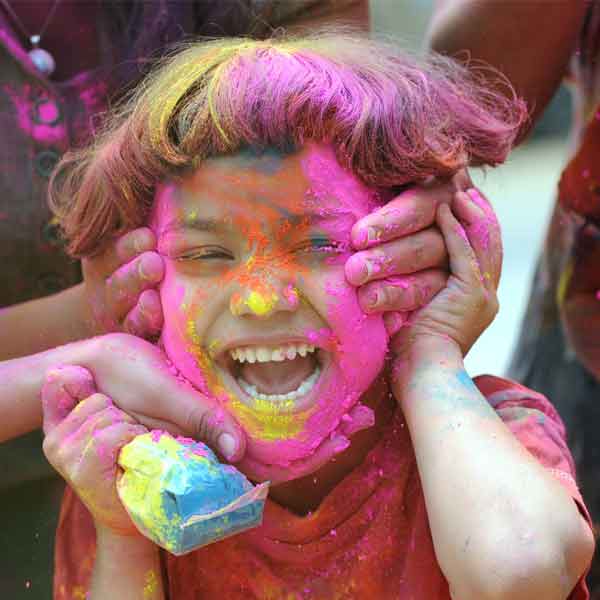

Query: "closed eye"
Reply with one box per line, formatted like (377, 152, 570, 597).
(176, 246, 234, 261)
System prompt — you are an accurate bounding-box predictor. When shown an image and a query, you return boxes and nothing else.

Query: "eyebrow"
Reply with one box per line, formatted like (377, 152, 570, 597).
(162, 209, 356, 235)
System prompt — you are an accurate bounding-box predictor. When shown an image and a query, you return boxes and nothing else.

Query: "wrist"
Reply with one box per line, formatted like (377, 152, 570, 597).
(391, 333, 464, 396)
(95, 524, 156, 557)
(69, 282, 95, 338)
(393, 331, 464, 364)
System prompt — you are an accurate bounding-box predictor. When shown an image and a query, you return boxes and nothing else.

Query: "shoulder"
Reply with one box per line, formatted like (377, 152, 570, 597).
(473, 374, 577, 478)
(473, 373, 563, 424)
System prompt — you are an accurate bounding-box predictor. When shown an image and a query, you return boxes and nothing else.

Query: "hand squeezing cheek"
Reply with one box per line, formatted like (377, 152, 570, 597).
(153, 144, 390, 484)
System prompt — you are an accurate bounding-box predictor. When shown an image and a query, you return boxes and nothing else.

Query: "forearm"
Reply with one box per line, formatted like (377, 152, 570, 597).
(90, 528, 165, 600)
(426, 0, 587, 140)
(393, 338, 590, 599)
(0, 283, 90, 360)
(0, 338, 93, 442)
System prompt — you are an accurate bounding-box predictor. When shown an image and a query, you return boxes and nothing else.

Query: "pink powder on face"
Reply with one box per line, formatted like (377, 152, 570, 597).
(238, 145, 389, 472)
(152, 145, 390, 482)
(239, 146, 389, 477)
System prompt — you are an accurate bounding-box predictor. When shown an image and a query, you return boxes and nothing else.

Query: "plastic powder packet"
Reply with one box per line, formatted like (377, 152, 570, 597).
(117, 431, 269, 555)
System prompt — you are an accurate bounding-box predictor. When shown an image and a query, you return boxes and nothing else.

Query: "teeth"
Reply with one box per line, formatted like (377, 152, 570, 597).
(237, 365, 321, 402)
(228, 342, 317, 364)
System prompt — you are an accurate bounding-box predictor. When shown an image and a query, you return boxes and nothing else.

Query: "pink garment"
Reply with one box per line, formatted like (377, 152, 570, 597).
(54, 375, 592, 599)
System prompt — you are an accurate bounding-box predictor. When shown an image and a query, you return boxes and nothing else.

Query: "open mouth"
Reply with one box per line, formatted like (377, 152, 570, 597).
(217, 341, 327, 413)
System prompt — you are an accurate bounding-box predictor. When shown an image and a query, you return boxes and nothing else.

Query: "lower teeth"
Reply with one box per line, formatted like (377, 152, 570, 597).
(237, 366, 321, 402)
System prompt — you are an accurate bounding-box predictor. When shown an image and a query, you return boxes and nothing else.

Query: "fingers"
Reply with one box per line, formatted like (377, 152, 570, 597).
(436, 203, 482, 285)
(122, 289, 164, 338)
(452, 189, 502, 291)
(106, 251, 164, 319)
(173, 397, 246, 462)
(346, 227, 446, 286)
(383, 311, 409, 336)
(43, 394, 141, 476)
(351, 179, 458, 250)
(42, 366, 97, 434)
(43, 393, 126, 458)
(357, 270, 447, 313)
(74, 421, 147, 485)
(99, 228, 157, 276)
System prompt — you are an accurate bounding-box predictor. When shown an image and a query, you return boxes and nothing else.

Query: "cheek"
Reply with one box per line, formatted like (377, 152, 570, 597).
(159, 263, 213, 393)
(320, 269, 389, 385)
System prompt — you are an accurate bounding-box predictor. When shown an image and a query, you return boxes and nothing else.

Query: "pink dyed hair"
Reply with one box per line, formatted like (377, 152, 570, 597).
(49, 28, 527, 257)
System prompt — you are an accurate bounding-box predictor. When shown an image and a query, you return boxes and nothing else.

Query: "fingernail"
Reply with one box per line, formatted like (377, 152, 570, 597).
(353, 227, 368, 248)
(134, 231, 153, 253)
(218, 433, 237, 460)
(367, 227, 379, 243)
(346, 256, 371, 285)
(367, 289, 381, 308)
(139, 254, 163, 281)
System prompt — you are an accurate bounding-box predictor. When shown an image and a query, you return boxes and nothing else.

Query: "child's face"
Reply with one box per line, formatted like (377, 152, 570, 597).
(151, 143, 389, 482)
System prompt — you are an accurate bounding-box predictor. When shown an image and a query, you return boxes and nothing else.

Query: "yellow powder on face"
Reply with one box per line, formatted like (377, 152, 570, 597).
(228, 396, 311, 441)
(185, 321, 310, 442)
(245, 289, 278, 316)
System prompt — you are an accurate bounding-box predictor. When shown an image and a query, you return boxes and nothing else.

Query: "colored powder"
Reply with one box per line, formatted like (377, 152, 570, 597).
(143, 570, 158, 599)
(117, 432, 268, 555)
(245, 289, 278, 316)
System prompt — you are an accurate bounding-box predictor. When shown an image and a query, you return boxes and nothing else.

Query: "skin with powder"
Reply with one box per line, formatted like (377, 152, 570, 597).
(153, 144, 389, 483)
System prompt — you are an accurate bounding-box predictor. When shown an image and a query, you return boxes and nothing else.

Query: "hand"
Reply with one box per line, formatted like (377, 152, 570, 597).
(345, 172, 473, 334)
(75, 333, 246, 461)
(391, 188, 501, 358)
(82, 228, 164, 339)
(41, 366, 147, 537)
(559, 220, 600, 380)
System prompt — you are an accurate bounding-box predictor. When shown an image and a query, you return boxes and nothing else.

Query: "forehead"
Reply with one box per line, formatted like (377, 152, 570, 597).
(153, 143, 378, 225)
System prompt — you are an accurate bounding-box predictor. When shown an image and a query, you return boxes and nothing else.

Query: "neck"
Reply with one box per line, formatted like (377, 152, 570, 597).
(268, 370, 395, 516)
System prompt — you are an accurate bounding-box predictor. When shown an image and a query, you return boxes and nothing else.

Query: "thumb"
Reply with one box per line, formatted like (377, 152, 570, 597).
(147, 379, 246, 463)
(182, 392, 246, 462)
(41, 365, 97, 434)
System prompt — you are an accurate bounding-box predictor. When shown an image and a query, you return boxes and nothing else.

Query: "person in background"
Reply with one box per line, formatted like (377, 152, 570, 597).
(427, 0, 600, 593)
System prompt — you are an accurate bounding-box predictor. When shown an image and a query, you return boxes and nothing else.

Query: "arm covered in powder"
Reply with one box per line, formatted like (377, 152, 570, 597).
(391, 192, 594, 599)
(0, 333, 244, 461)
(90, 529, 165, 600)
(426, 0, 587, 140)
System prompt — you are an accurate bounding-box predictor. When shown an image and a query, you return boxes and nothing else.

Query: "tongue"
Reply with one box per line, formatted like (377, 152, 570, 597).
(240, 355, 316, 395)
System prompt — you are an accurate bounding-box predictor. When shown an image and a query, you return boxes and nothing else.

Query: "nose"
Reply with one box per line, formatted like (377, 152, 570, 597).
(230, 281, 299, 318)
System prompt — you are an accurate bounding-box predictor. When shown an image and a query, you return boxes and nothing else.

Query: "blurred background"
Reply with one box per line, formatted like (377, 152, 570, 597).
(370, 0, 571, 375)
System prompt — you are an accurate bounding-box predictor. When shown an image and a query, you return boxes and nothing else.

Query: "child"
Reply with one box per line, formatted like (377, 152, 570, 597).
(44, 31, 594, 599)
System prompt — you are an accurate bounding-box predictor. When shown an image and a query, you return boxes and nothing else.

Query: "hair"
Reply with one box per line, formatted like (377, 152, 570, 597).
(49, 28, 527, 257)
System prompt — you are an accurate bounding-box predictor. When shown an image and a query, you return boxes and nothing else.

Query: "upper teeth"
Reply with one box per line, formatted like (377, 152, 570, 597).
(229, 343, 316, 364)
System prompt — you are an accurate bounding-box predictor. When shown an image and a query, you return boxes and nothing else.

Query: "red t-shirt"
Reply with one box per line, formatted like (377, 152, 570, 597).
(53, 376, 592, 599)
